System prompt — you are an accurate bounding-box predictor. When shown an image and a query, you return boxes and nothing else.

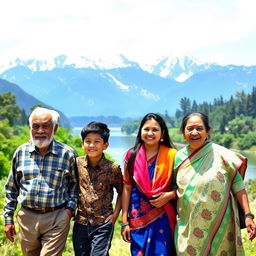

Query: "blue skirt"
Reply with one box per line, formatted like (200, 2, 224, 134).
(130, 213, 176, 256)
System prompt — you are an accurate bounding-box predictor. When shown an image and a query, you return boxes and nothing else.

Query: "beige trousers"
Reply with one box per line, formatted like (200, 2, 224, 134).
(17, 207, 71, 256)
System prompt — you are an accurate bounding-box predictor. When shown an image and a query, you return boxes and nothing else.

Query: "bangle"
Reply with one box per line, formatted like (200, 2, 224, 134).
(244, 213, 255, 219)
(120, 222, 129, 227)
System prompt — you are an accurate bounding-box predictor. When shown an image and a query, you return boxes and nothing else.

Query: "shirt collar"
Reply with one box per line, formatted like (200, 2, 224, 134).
(84, 153, 107, 168)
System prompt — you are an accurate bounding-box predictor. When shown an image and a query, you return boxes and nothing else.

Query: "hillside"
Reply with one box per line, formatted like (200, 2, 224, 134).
(0, 78, 71, 128)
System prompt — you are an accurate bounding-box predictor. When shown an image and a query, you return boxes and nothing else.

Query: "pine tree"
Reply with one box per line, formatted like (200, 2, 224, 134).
(180, 97, 191, 116)
(191, 100, 198, 112)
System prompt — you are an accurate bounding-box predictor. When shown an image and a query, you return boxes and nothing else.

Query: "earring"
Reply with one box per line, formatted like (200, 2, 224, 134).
(160, 138, 164, 142)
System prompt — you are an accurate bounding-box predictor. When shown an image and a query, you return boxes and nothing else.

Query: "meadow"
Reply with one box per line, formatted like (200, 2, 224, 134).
(1, 177, 256, 255)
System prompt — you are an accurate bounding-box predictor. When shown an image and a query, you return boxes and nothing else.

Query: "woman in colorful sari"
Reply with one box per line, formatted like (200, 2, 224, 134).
(174, 112, 256, 255)
(121, 113, 177, 256)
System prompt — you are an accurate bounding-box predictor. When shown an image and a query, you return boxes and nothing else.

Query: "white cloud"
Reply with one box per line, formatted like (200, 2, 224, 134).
(0, 0, 256, 66)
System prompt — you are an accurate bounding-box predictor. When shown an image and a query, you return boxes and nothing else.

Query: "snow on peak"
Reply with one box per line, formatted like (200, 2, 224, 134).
(0, 54, 216, 83)
(140, 89, 160, 101)
(0, 62, 16, 74)
(175, 72, 193, 82)
(0, 55, 137, 73)
(141, 55, 214, 81)
(107, 73, 129, 91)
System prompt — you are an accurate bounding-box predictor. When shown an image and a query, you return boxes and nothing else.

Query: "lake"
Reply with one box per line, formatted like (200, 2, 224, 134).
(73, 127, 256, 181)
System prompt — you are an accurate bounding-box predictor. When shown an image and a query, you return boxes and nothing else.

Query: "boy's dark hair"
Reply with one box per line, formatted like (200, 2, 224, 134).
(81, 121, 110, 143)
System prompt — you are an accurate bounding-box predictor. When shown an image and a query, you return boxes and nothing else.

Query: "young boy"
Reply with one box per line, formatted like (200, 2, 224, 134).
(72, 121, 123, 256)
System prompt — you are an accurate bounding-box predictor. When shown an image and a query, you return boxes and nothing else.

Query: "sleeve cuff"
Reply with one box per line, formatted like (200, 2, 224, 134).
(66, 200, 76, 211)
(5, 216, 14, 225)
(232, 181, 245, 194)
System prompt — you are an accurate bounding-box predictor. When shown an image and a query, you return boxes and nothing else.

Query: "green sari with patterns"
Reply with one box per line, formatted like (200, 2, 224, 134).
(174, 142, 246, 256)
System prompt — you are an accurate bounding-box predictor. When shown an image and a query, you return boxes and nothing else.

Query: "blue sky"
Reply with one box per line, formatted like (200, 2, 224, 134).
(0, 0, 256, 67)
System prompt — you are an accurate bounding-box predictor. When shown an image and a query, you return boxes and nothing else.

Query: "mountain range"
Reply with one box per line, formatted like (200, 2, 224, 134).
(0, 55, 255, 118)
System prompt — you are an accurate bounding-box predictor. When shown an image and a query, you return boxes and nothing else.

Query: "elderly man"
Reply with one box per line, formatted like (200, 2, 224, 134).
(3, 107, 78, 256)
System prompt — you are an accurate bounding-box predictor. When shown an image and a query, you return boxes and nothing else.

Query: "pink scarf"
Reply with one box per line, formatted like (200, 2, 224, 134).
(133, 144, 177, 231)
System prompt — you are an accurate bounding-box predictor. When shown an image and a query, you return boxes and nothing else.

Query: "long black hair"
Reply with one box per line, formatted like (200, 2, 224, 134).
(126, 113, 175, 174)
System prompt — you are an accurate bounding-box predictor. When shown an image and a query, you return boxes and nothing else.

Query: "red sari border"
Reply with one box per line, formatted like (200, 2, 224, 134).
(129, 207, 165, 230)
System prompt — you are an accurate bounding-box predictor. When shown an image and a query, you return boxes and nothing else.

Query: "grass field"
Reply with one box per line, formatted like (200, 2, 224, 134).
(1, 177, 256, 255)
(1, 211, 256, 256)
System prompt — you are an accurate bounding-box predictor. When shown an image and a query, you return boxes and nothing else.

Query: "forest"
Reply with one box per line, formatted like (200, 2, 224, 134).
(0, 90, 256, 255)
(122, 87, 256, 151)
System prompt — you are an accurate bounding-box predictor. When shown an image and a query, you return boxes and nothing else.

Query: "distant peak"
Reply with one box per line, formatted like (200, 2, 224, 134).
(0, 54, 221, 82)
(144, 55, 216, 81)
(0, 55, 141, 73)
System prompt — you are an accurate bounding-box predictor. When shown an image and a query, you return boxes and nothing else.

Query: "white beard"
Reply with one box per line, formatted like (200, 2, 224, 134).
(30, 128, 55, 149)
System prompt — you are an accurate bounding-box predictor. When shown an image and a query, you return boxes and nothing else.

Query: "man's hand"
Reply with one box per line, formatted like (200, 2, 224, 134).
(4, 224, 16, 242)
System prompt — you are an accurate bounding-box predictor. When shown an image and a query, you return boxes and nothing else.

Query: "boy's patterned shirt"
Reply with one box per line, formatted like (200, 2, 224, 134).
(75, 154, 123, 226)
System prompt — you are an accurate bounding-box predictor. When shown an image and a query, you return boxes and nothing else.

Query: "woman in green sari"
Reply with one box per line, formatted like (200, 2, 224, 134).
(174, 112, 256, 255)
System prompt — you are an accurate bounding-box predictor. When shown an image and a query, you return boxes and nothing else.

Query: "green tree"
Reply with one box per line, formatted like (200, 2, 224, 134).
(211, 132, 222, 145)
(30, 104, 47, 112)
(17, 109, 28, 125)
(197, 101, 210, 116)
(225, 96, 236, 121)
(219, 114, 228, 134)
(191, 100, 198, 112)
(175, 109, 182, 119)
(121, 120, 139, 135)
(55, 128, 84, 156)
(179, 97, 191, 116)
(236, 91, 247, 116)
(0, 119, 13, 139)
(228, 116, 256, 137)
(0, 152, 10, 179)
(249, 86, 256, 117)
(0, 92, 22, 125)
(220, 133, 235, 148)
(237, 132, 256, 150)
(164, 110, 175, 127)
(245, 179, 256, 201)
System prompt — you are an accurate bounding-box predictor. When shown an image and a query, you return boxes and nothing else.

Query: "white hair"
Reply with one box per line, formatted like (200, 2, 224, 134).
(29, 107, 60, 127)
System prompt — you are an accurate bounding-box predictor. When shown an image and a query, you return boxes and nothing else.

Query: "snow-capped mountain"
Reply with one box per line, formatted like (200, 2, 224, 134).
(148, 55, 214, 81)
(0, 55, 139, 74)
(0, 55, 255, 118)
(0, 55, 214, 82)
